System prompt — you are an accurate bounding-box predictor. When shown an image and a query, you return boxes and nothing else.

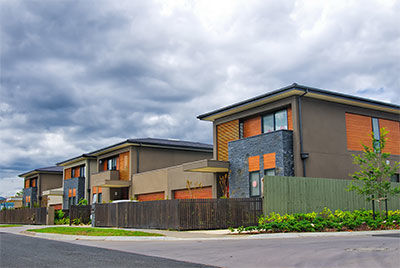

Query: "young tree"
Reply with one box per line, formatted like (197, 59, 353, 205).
(348, 128, 400, 218)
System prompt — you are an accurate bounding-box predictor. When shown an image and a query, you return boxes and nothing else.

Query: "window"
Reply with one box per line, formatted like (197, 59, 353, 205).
(93, 193, 97, 203)
(262, 109, 288, 133)
(108, 157, 117, 170)
(372, 118, 380, 151)
(249, 172, 261, 197)
(80, 165, 85, 178)
(98, 193, 102, 203)
(391, 174, 400, 183)
(71, 168, 76, 178)
(264, 169, 276, 176)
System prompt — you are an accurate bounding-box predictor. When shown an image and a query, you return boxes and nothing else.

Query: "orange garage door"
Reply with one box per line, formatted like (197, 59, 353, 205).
(136, 191, 165, 201)
(173, 186, 212, 199)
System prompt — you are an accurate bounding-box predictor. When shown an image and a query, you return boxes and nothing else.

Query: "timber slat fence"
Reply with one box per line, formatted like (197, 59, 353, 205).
(69, 205, 91, 225)
(94, 198, 262, 230)
(0, 207, 47, 225)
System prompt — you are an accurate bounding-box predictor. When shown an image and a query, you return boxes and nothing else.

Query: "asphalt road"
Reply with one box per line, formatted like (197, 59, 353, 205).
(72, 233, 400, 268)
(0, 232, 216, 268)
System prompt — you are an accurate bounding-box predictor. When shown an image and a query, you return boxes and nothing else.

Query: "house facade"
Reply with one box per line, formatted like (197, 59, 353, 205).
(58, 138, 214, 206)
(57, 155, 97, 208)
(89, 138, 214, 203)
(197, 84, 400, 198)
(19, 166, 63, 207)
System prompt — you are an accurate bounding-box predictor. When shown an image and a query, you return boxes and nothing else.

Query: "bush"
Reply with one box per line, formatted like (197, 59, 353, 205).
(231, 208, 400, 234)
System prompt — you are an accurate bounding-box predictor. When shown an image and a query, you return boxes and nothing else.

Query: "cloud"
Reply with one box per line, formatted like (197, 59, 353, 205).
(1, 0, 399, 196)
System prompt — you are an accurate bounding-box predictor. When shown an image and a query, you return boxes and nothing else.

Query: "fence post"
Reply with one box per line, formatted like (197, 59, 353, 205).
(385, 198, 388, 219)
(46, 207, 55, 225)
(371, 195, 375, 220)
(91, 203, 96, 227)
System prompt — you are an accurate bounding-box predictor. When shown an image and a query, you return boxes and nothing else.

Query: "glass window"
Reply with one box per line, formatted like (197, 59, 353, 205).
(262, 114, 274, 133)
(391, 174, 400, 183)
(71, 168, 76, 178)
(264, 169, 276, 176)
(80, 166, 85, 178)
(275, 110, 288, 130)
(98, 193, 102, 203)
(93, 194, 97, 203)
(250, 172, 261, 197)
(372, 118, 380, 140)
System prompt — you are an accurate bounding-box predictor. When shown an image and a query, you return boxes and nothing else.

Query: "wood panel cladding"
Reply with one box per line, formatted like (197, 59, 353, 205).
(118, 152, 130, 181)
(345, 113, 372, 151)
(64, 168, 72, 180)
(217, 120, 239, 161)
(173, 186, 212, 199)
(263, 153, 276, 169)
(243, 116, 262, 138)
(248, 156, 260, 171)
(379, 119, 400, 155)
(287, 106, 293, 130)
(25, 179, 30, 188)
(93, 186, 102, 194)
(137, 191, 165, 201)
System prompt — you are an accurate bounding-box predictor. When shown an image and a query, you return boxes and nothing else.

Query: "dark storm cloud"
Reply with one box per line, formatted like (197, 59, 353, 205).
(1, 0, 399, 196)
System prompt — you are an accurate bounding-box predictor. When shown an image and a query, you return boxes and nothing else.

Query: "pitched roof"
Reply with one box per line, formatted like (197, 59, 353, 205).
(19, 165, 63, 178)
(198, 83, 400, 121)
(57, 138, 213, 163)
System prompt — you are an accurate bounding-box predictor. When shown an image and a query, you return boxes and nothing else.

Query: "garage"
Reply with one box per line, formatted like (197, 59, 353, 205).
(173, 186, 212, 199)
(136, 191, 165, 201)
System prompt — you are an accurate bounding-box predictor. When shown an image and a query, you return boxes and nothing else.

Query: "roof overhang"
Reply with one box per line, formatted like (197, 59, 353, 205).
(57, 154, 96, 166)
(183, 159, 229, 173)
(198, 84, 400, 122)
(18, 170, 62, 178)
(98, 180, 131, 188)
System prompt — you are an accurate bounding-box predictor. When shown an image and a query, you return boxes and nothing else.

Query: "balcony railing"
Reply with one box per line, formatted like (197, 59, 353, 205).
(92, 170, 130, 187)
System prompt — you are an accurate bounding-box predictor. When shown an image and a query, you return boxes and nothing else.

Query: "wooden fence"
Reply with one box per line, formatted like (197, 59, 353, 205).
(0, 207, 47, 225)
(69, 205, 91, 225)
(264, 176, 400, 215)
(94, 198, 262, 230)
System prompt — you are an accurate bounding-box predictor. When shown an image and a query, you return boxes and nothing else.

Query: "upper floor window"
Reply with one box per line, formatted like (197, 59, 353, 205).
(71, 168, 76, 178)
(108, 157, 117, 170)
(262, 109, 288, 133)
(79, 165, 85, 177)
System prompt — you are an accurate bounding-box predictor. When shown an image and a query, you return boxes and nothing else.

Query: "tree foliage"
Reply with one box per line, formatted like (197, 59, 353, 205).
(348, 128, 400, 216)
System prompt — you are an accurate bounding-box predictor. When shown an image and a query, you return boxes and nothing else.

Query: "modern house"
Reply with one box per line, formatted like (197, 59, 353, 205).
(57, 154, 97, 209)
(19, 166, 63, 207)
(197, 83, 400, 198)
(58, 138, 214, 207)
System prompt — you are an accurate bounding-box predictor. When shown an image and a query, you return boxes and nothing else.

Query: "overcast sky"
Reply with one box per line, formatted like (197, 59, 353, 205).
(1, 0, 399, 197)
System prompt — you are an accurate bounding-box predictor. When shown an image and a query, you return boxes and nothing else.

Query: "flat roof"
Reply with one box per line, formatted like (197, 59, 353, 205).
(19, 166, 63, 178)
(198, 83, 400, 121)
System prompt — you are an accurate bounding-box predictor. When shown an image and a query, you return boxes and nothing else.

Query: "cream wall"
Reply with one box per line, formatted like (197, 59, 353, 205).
(132, 164, 216, 199)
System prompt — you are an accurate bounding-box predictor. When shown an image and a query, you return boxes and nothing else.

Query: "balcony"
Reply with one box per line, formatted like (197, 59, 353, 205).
(92, 170, 130, 188)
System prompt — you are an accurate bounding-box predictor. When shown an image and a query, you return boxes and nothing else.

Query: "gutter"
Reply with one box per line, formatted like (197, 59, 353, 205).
(297, 88, 309, 177)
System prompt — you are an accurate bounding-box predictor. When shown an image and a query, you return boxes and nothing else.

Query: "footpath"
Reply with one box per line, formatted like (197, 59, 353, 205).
(1, 225, 399, 242)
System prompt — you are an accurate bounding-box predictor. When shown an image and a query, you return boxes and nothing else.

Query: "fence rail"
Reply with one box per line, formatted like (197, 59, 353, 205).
(0, 207, 47, 225)
(94, 198, 262, 230)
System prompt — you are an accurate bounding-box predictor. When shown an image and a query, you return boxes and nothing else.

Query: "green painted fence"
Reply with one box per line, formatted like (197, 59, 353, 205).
(263, 176, 400, 215)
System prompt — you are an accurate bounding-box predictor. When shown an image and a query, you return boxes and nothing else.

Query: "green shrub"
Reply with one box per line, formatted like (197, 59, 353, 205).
(231, 208, 400, 234)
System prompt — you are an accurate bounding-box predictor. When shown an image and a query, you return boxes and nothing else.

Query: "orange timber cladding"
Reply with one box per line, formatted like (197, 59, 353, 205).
(216, 106, 293, 161)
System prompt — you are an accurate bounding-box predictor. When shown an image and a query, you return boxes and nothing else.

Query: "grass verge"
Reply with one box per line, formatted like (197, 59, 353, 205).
(27, 227, 164, 236)
(0, 224, 23, 228)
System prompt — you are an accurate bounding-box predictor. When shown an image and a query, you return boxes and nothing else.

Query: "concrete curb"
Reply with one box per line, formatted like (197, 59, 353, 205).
(20, 229, 400, 242)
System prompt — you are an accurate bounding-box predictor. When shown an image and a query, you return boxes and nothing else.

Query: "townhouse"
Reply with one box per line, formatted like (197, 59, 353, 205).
(19, 166, 63, 207)
(58, 138, 214, 207)
(197, 84, 400, 198)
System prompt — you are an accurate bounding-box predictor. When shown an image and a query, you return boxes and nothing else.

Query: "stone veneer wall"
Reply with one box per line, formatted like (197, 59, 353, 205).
(228, 130, 294, 198)
(63, 177, 85, 208)
(23, 187, 37, 207)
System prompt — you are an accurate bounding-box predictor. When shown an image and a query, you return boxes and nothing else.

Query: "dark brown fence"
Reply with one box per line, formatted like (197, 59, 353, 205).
(69, 205, 91, 225)
(0, 207, 47, 225)
(94, 198, 262, 230)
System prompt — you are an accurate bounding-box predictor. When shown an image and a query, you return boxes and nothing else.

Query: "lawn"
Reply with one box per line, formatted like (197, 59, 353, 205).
(0, 224, 23, 227)
(27, 227, 164, 236)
